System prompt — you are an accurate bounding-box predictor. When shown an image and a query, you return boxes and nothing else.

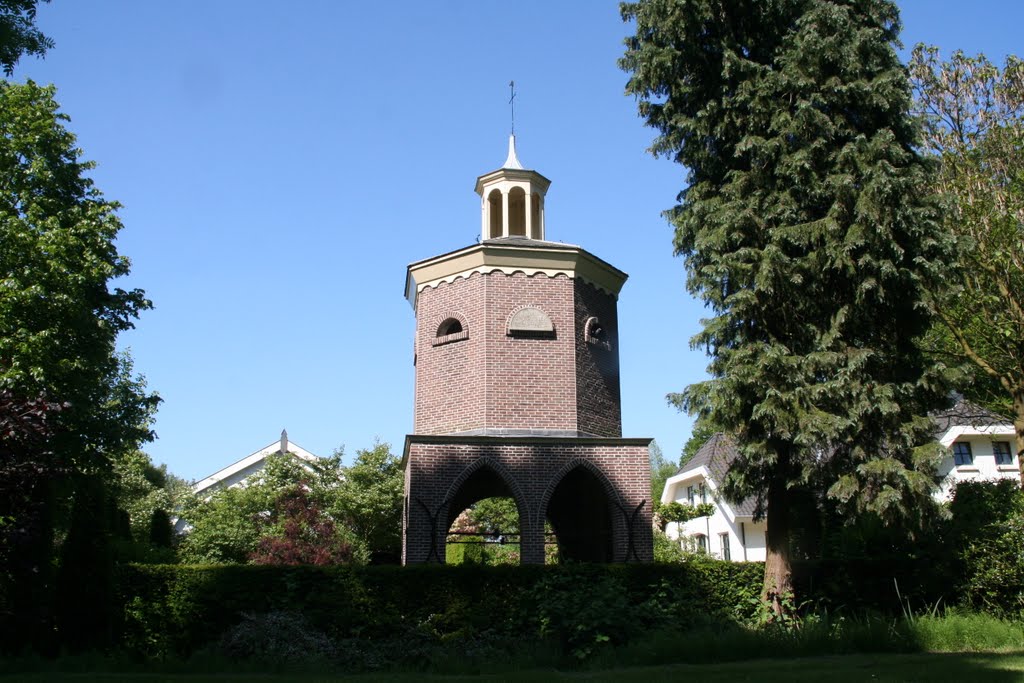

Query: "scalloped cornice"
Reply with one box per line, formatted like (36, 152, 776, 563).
(405, 241, 627, 308)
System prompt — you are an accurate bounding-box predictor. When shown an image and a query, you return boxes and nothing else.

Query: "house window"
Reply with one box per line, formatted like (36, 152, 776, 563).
(686, 485, 695, 506)
(719, 533, 730, 561)
(994, 442, 1013, 466)
(694, 533, 707, 553)
(699, 483, 707, 504)
(953, 442, 973, 466)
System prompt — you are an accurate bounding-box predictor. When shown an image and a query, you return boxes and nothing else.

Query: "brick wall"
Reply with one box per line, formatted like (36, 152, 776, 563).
(574, 280, 622, 437)
(483, 272, 578, 432)
(403, 436, 653, 564)
(413, 274, 487, 434)
(413, 271, 625, 436)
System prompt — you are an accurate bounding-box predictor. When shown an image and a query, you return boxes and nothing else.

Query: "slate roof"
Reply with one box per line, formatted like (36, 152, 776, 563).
(675, 432, 757, 517)
(931, 398, 1011, 439)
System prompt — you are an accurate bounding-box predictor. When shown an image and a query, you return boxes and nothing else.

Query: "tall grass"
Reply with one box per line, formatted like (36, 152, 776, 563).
(594, 610, 1024, 670)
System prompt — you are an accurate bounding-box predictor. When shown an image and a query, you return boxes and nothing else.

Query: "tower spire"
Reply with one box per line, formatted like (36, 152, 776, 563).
(509, 80, 516, 136)
(503, 133, 523, 170)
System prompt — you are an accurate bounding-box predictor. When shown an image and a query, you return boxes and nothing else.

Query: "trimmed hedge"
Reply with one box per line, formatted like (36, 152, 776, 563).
(118, 561, 763, 659)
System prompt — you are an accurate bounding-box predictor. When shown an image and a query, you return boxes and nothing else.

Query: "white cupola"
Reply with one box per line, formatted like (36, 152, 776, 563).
(474, 135, 551, 241)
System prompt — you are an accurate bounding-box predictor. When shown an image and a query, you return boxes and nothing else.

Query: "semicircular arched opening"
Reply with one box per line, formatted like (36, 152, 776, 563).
(545, 466, 614, 562)
(487, 189, 503, 239)
(508, 186, 526, 237)
(445, 466, 527, 565)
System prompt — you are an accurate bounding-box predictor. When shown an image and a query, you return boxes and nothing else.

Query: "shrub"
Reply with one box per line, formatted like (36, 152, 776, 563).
(218, 610, 336, 665)
(117, 561, 764, 661)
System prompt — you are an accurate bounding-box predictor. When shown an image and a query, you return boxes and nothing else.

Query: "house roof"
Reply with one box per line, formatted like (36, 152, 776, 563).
(675, 433, 757, 517)
(931, 398, 1011, 438)
(192, 430, 320, 495)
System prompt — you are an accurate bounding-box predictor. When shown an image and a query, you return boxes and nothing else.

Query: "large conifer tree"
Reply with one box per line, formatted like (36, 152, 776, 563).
(621, 0, 950, 614)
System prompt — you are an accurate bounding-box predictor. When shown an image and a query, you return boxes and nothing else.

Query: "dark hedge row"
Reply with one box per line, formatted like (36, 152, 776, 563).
(119, 561, 764, 659)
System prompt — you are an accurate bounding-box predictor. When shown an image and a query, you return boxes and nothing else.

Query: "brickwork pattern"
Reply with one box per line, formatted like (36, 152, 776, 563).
(574, 280, 622, 437)
(484, 272, 577, 432)
(402, 438, 653, 564)
(414, 275, 487, 434)
(413, 271, 625, 436)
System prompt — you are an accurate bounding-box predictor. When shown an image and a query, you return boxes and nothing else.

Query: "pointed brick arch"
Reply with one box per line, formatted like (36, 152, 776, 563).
(540, 457, 622, 563)
(537, 457, 622, 529)
(441, 456, 530, 533)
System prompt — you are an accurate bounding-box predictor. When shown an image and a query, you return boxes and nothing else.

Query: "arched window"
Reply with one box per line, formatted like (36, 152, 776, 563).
(488, 189, 502, 239)
(693, 533, 708, 554)
(434, 315, 469, 346)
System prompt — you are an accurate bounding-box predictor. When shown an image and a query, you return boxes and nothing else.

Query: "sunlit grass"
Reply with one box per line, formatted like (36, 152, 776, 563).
(4, 653, 1024, 683)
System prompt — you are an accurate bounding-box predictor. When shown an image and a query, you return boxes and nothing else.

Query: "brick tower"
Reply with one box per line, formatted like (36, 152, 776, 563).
(402, 136, 652, 564)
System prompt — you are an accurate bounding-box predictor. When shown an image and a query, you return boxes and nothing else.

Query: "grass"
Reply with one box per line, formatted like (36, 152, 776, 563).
(3, 652, 1024, 682)
(6, 611, 1024, 681)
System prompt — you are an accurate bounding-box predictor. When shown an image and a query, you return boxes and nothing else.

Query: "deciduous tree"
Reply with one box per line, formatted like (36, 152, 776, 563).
(0, 80, 157, 650)
(622, 0, 950, 616)
(331, 441, 403, 562)
(0, 1, 52, 75)
(909, 46, 1024, 482)
(178, 451, 362, 564)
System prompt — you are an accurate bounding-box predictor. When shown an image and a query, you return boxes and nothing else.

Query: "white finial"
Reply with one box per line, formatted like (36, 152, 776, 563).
(503, 134, 524, 170)
(280, 429, 288, 455)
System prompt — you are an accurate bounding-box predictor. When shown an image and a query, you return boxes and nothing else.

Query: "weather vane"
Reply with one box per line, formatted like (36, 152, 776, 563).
(509, 80, 516, 136)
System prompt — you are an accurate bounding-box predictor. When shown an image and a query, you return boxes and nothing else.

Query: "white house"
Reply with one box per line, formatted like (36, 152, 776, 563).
(192, 429, 321, 497)
(661, 433, 767, 561)
(661, 401, 1019, 561)
(931, 401, 1019, 500)
(173, 430, 321, 534)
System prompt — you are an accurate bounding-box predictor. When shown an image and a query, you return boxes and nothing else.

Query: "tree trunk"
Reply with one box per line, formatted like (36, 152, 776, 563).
(763, 448, 793, 620)
(1014, 385, 1024, 490)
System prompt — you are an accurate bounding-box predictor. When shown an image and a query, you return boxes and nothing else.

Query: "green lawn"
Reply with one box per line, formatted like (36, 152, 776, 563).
(6, 652, 1024, 683)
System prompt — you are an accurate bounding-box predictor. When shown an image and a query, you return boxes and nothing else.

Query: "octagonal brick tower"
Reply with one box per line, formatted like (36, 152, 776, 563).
(402, 136, 652, 565)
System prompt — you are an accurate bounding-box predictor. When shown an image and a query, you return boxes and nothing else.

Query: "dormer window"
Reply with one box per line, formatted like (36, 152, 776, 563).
(434, 315, 468, 346)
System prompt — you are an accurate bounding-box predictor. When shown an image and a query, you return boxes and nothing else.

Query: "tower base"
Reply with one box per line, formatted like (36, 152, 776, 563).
(402, 434, 653, 564)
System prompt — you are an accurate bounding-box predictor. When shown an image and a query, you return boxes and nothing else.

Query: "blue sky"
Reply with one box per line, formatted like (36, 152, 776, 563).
(13, 1, 1023, 481)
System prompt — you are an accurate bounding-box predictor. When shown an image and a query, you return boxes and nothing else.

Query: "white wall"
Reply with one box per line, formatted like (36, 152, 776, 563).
(937, 433, 1019, 500)
(664, 472, 766, 562)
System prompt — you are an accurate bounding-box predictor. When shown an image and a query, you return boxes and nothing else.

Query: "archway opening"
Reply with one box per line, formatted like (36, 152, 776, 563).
(531, 193, 542, 239)
(488, 189, 502, 239)
(508, 187, 526, 236)
(445, 467, 525, 565)
(546, 466, 613, 562)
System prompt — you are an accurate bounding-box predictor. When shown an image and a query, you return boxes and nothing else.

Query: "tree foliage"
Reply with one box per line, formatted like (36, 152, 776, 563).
(621, 0, 950, 615)
(0, 80, 157, 651)
(329, 441, 403, 562)
(179, 444, 403, 566)
(909, 46, 1024, 478)
(178, 451, 362, 565)
(0, 1, 51, 76)
(111, 449, 188, 559)
(648, 439, 677, 503)
(250, 485, 357, 566)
